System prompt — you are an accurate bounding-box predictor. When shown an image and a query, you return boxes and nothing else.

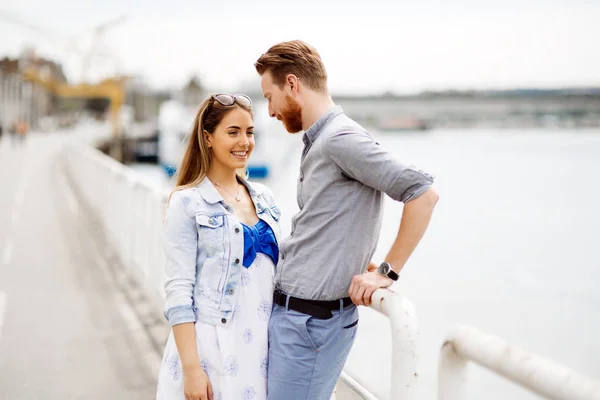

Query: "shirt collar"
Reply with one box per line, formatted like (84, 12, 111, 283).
(303, 105, 344, 145)
(238, 176, 260, 197)
(198, 177, 223, 204)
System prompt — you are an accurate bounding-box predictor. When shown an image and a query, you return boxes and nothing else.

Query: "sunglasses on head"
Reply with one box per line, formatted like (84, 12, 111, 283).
(212, 93, 252, 108)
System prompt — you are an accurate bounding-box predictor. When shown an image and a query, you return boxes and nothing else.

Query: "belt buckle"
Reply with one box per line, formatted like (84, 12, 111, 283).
(273, 289, 286, 306)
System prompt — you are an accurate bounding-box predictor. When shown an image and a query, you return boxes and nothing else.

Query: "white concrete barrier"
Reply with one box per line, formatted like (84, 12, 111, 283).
(63, 141, 169, 311)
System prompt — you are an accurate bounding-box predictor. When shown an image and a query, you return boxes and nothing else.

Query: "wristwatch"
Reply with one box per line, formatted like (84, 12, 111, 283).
(377, 262, 399, 281)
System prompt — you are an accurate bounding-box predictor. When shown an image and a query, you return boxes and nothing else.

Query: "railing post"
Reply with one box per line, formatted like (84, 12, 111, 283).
(438, 339, 468, 400)
(370, 289, 419, 400)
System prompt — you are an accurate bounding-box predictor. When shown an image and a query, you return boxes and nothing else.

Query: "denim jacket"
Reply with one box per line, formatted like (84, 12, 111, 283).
(163, 177, 281, 327)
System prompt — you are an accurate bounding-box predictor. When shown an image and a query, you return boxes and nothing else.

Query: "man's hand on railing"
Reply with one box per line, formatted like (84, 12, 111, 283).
(348, 261, 394, 306)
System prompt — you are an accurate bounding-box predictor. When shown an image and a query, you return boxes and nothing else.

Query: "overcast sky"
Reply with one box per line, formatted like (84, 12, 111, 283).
(1, 0, 599, 95)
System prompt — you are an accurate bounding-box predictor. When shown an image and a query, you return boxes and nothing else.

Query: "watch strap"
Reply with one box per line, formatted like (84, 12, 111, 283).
(379, 262, 399, 281)
(387, 268, 399, 281)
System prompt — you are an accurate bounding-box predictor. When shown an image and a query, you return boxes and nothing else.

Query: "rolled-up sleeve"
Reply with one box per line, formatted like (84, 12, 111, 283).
(163, 191, 198, 326)
(325, 129, 435, 203)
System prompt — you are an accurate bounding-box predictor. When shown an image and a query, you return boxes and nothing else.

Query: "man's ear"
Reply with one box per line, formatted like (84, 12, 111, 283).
(286, 74, 300, 95)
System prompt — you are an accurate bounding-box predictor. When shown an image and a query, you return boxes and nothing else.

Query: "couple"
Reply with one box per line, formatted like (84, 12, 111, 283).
(156, 40, 439, 400)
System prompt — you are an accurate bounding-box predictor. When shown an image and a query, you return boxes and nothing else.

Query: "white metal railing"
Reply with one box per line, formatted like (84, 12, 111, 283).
(61, 140, 420, 400)
(61, 140, 600, 400)
(338, 289, 419, 400)
(439, 325, 600, 400)
(372, 289, 419, 399)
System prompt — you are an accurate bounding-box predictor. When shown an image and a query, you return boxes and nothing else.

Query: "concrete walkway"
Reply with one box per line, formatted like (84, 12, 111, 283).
(0, 133, 161, 399)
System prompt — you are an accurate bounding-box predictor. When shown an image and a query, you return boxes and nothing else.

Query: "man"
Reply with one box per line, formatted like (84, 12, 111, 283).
(255, 40, 439, 400)
(16, 118, 28, 145)
(9, 121, 18, 147)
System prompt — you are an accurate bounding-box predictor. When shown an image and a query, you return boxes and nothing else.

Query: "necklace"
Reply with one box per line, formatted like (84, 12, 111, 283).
(210, 179, 242, 202)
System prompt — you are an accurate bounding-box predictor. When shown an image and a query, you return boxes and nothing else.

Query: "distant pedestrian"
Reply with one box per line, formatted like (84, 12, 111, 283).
(9, 121, 18, 147)
(16, 118, 28, 145)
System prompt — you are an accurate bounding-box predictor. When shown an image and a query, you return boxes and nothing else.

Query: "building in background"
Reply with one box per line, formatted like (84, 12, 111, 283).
(177, 76, 205, 108)
(0, 49, 68, 131)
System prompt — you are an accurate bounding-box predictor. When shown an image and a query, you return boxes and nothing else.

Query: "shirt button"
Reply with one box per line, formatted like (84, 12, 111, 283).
(228, 288, 234, 295)
(235, 258, 240, 264)
(235, 227, 240, 233)
(281, 253, 285, 260)
(299, 176, 304, 182)
(221, 318, 227, 324)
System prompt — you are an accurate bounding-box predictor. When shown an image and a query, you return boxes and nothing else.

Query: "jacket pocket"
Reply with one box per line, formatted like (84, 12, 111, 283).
(195, 213, 224, 249)
(196, 213, 229, 295)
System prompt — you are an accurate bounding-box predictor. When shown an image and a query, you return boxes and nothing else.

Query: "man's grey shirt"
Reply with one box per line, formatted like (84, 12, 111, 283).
(276, 106, 434, 300)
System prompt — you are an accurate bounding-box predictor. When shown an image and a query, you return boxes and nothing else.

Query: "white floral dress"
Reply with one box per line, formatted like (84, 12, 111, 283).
(157, 252, 274, 400)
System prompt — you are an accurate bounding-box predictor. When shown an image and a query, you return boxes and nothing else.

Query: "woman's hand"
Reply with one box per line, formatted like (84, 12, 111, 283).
(183, 366, 213, 400)
(171, 323, 211, 399)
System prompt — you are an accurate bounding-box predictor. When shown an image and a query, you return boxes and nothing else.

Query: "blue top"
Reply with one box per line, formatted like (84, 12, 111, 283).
(242, 219, 279, 268)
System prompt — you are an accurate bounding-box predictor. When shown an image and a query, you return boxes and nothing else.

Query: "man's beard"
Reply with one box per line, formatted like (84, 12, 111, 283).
(280, 95, 303, 133)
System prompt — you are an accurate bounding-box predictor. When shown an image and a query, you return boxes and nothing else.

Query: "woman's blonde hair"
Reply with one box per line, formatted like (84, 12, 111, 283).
(169, 95, 253, 201)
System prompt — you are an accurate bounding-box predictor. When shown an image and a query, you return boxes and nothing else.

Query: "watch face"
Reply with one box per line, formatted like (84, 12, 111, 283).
(378, 262, 390, 275)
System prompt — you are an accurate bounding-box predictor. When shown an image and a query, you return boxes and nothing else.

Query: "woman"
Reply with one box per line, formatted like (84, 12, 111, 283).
(157, 94, 281, 400)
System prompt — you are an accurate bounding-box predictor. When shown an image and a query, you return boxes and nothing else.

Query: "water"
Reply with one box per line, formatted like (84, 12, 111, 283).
(133, 128, 600, 399)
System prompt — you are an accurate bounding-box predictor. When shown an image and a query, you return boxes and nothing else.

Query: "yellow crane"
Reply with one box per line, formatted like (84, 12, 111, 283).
(21, 68, 129, 161)
(2, 11, 129, 161)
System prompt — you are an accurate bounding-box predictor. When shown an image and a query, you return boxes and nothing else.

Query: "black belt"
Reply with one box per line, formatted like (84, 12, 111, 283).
(273, 290, 354, 320)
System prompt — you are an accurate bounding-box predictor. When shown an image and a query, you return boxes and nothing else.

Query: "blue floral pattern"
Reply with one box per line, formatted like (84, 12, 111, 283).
(243, 328, 253, 344)
(241, 269, 251, 286)
(201, 359, 212, 376)
(165, 353, 181, 381)
(224, 355, 238, 377)
(157, 250, 274, 399)
(244, 385, 256, 400)
(257, 300, 271, 321)
(260, 357, 268, 378)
